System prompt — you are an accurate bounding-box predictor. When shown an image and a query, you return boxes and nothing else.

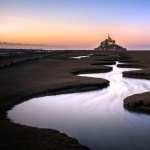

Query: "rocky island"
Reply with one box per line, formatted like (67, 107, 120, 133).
(95, 35, 127, 52)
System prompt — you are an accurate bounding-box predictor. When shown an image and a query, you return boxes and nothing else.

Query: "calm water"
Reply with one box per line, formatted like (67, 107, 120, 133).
(8, 63, 150, 150)
(71, 54, 93, 59)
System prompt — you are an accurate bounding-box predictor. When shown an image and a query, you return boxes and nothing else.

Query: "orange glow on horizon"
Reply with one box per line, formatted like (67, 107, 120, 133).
(1, 16, 150, 49)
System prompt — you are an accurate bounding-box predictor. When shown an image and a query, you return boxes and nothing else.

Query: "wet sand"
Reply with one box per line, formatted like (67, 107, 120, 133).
(0, 50, 120, 150)
(8, 63, 150, 150)
(121, 51, 150, 112)
(0, 49, 150, 150)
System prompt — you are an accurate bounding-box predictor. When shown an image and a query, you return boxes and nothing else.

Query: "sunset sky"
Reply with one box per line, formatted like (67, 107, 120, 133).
(0, 0, 150, 50)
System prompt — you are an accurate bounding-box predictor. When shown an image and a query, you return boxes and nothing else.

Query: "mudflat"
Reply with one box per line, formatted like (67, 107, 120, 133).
(122, 51, 150, 112)
(0, 50, 120, 150)
(0, 49, 150, 150)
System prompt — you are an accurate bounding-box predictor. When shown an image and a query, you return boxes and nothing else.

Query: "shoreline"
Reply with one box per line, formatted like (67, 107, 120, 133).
(1, 50, 150, 150)
(0, 50, 119, 150)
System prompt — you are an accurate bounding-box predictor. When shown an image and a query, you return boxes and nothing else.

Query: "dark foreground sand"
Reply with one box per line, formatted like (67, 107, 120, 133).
(0, 49, 150, 150)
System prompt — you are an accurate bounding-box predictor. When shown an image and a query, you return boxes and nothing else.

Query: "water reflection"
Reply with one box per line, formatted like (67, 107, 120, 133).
(8, 63, 150, 150)
(71, 54, 93, 59)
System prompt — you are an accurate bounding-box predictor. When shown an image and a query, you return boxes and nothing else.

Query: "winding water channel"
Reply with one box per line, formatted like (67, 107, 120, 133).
(8, 62, 150, 150)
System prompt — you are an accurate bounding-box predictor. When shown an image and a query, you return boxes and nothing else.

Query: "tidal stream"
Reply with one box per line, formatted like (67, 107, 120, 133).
(8, 62, 150, 150)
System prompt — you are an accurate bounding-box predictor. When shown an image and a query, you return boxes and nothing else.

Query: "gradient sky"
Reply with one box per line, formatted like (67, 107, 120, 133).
(0, 0, 150, 50)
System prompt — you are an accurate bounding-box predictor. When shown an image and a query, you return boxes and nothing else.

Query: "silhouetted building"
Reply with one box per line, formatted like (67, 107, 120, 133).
(95, 35, 127, 51)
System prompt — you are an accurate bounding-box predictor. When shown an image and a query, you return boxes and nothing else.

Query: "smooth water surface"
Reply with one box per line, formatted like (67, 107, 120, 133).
(72, 54, 93, 59)
(8, 63, 150, 150)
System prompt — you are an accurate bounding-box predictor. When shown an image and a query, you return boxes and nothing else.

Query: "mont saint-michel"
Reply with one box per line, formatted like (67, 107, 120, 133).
(95, 35, 127, 51)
